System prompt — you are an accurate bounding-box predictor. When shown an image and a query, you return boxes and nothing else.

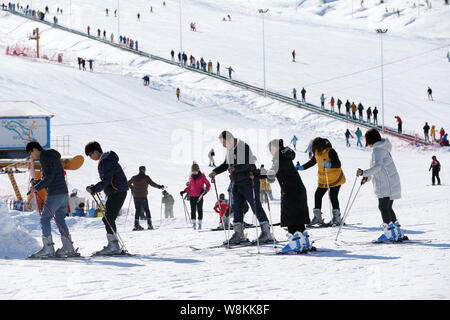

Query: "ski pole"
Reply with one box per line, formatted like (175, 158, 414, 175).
(123, 194, 133, 233)
(335, 178, 363, 242)
(250, 172, 260, 254)
(212, 178, 229, 247)
(33, 191, 73, 244)
(159, 191, 164, 229)
(324, 160, 333, 221)
(91, 192, 128, 253)
(181, 195, 192, 226)
(265, 191, 277, 251)
(340, 175, 358, 228)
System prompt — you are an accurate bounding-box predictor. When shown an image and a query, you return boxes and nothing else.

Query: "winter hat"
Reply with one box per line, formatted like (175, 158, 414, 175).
(191, 162, 200, 172)
(219, 193, 225, 200)
(139, 166, 146, 172)
(72, 188, 78, 194)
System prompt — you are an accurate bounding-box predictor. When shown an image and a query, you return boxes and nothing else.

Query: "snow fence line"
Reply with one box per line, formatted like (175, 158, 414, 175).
(3, 8, 429, 146)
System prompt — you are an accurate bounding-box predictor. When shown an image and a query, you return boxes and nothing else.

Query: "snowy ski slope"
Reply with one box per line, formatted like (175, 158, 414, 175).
(0, 2, 450, 300)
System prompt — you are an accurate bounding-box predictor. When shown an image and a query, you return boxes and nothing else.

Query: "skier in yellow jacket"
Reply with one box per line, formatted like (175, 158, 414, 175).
(298, 137, 345, 226)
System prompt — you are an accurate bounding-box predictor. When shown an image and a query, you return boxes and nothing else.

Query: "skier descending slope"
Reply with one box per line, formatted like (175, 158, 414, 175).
(85, 141, 129, 255)
(209, 131, 274, 245)
(298, 138, 346, 226)
(26, 142, 79, 259)
(356, 129, 407, 242)
(265, 139, 312, 253)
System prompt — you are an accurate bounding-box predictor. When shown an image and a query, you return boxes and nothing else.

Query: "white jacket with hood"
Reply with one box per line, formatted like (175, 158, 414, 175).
(363, 138, 401, 200)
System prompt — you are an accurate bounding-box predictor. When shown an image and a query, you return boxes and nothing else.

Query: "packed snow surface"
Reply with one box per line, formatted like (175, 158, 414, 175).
(0, 1, 449, 299)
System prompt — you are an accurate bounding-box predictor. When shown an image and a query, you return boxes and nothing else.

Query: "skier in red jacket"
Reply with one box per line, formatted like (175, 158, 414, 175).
(292, 50, 296, 62)
(213, 193, 231, 228)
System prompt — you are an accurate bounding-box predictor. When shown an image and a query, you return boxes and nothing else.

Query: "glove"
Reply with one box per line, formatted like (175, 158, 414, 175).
(322, 160, 332, 168)
(180, 191, 185, 196)
(297, 165, 304, 171)
(160, 185, 165, 190)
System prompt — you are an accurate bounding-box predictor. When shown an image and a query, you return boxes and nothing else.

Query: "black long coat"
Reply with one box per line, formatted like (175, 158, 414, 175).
(267, 147, 310, 226)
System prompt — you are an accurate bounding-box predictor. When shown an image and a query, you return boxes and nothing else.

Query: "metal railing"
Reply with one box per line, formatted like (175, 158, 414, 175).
(3, 8, 428, 145)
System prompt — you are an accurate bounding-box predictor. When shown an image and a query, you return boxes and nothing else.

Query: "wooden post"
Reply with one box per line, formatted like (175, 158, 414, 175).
(36, 27, 39, 58)
(7, 171, 23, 202)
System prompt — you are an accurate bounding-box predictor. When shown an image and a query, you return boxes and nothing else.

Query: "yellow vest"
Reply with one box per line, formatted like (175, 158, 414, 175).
(315, 148, 346, 188)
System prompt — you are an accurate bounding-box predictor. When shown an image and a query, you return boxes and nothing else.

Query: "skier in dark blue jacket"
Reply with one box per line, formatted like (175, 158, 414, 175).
(27, 141, 78, 258)
(85, 141, 128, 255)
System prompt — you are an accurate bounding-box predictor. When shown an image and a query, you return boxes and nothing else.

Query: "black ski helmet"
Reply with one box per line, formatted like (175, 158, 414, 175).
(219, 193, 225, 200)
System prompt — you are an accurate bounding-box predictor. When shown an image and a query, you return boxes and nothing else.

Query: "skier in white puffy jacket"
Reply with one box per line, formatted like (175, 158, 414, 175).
(356, 129, 407, 242)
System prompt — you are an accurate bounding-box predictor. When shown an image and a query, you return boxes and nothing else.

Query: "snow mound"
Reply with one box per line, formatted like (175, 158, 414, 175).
(0, 202, 40, 259)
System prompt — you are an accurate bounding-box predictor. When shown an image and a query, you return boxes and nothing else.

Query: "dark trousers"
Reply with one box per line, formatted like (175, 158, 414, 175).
(432, 170, 441, 185)
(189, 196, 203, 220)
(104, 191, 127, 234)
(288, 225, 306, 234)
(315, 186, 340, 210)
(398, 123, 402, 134)
(232, 181, 269, 224)
(378, 197, 397, 224)
(134, 197, 151, 225)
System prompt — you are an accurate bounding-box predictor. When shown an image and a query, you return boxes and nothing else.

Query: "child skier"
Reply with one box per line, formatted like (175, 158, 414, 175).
(297, 137, 346, 226)
(266, 139, 312, 253)
(357, 129, 406, 242)
(85, 141, 129, 255)
(213, 193, 231, 229)
(180, 162, 210, 230)
(162, 190, 175, 219)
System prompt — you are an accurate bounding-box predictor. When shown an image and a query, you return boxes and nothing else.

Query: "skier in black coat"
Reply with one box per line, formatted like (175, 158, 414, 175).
(266, 139, 313, 253)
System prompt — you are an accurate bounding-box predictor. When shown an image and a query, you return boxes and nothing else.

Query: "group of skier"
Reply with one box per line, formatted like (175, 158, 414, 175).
(422, 123, 448, 147)
(77, 57, 94, 71)
(170, 50, 234, 79)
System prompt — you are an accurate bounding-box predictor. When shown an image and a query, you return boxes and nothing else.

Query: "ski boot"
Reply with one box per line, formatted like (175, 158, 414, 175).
(255, 221, 275, 244)
(55, 235, 80, 258)
(393, 221, 408, 241)
(331, 209, 342, 226)
(280, 231, 312, 254)
(28, 235, 56, 259)
(197, 220, 202, 230)
(192, 221, 197, 230)
(133, 224, 144, 231)
(310, 208, 324, 226)
(147, 219, 154, 230)
(93, 234, 122, 256)
(224, 222, 249, 245)
(376, 222, 397, 242)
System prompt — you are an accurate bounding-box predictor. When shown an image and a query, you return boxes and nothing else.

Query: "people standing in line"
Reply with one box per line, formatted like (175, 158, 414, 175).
(423, 122, 431, 142)
(351, 102, 357, 120)
(227, 66, 234, 79)
(330, 96, 335, 112)
(128, 166, 164, 230)
(85, 141, 129, 256)
(429, 156, 441, 186)
(357, 102, 364, 121)
(337, 98, 342, 115)
(430, 125, 436, 142)
(345, 129, 353, 147)
(181, 162, 211, 230)
(320, 94, 326, 109)
(345, 100, 351, 118)
(301, 87, 306, 103)
(292, 88, 297, 100)
(395, 116, 402, 134)
(297, 137, 345, 226)
(171, 49, 175, 61)
(357, 129, 406, 242)
(373, 107, 379, 126)
(366, 107, 372, 124)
